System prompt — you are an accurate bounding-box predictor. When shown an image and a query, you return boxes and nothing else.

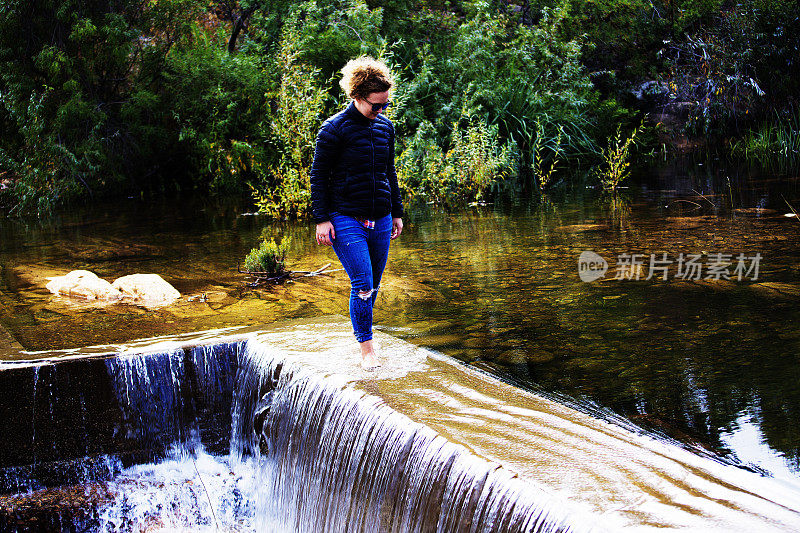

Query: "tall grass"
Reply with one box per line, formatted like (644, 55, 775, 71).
(533, 118, 564, 190)
(730, 108, 800, 165)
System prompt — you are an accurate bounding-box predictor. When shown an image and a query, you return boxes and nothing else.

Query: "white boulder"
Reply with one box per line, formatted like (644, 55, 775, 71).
(46, 270, 121, 300)
(112, 274, 180, 304)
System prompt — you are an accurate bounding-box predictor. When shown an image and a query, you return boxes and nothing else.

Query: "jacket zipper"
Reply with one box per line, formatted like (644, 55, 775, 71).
(370, 122, 375, 219)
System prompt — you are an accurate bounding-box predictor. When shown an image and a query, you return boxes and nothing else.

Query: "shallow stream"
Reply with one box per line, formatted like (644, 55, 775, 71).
(1, 157, 798, 486)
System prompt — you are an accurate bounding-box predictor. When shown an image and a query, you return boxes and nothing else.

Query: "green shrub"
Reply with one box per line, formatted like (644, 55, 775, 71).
(156, 23, 276, 196)
(250, 8, 330, 219)
(0, 88, 95, 215)
(244, 236, 292, 275)
(597, 122, 642, 193)
(390, 1, 599, 197)
(397, 107, 517, 207)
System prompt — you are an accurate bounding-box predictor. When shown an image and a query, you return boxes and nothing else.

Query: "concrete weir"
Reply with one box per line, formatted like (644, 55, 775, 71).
(0, 316, 799, 532)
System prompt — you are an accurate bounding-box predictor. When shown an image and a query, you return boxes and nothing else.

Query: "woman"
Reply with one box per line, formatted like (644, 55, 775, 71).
(310, 56, 404, 370)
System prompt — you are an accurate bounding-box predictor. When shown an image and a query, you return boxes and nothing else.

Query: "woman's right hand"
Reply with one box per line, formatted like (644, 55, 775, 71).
(315, 221, 335, 246)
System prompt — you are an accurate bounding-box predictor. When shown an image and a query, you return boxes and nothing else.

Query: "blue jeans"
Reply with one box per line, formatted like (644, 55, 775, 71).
(330, 212, 392, 343)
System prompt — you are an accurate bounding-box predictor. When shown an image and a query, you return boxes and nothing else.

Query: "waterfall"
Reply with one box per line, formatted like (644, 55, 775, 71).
(5, 328, 798, 531)
(95, 337, 592, 532)
(235, 340, 595, 533)
(106, 349, 192, 454)
(105, 341, 242, 458)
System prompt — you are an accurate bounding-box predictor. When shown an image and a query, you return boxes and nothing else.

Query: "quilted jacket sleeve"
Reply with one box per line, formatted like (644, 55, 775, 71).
(310, 121, 341, 223)
(387, 123, 405, 219)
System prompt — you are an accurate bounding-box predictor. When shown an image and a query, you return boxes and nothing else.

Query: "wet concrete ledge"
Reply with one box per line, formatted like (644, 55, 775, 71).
(1, 316, 800, 531)
(0, 323, 21, 353)
(0, 339, 242, 494)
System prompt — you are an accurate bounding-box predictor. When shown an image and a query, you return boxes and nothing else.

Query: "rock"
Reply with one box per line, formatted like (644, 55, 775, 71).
(750, 282, 800, 299)
(495, 349, 528, 366)
(631, 80, 671, 105)
(527, 349, 555, 363)
(555, 224, 609, 232)
(112, 274, 181, 304)
(665, 217, 707, 229)
(462, 336, 486, 348)
(63, 240, 163, 262)
(45, 270, 181, 305)
(46, 270, 121, 300)
(419, 333, 462, 348)
(661, 101, 696, 119)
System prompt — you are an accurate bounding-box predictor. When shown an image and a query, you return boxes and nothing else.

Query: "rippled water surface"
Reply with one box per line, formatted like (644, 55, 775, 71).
(1, 161, 799, 483)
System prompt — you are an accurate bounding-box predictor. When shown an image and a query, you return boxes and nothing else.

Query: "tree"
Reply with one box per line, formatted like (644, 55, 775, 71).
(212, 0, 263, 53)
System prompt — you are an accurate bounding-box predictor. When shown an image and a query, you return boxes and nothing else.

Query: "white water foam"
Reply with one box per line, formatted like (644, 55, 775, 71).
(96, 443, 267, 532)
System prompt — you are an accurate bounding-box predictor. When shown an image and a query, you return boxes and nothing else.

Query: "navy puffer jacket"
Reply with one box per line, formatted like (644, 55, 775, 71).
(310, 101, 404, 223)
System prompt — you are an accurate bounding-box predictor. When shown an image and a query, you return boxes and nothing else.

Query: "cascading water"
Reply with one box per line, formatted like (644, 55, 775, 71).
(105, 349, 191, 455)
(104, 342, 242, 458)
(228, 341, 596, 533)
(95, 444, 258, 532)
(255, 373, 584, 533)
(3, 321, 798, 532)
(87, 336, 596, 532)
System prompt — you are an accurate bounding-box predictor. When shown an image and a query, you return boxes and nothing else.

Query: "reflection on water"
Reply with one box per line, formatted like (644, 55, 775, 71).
(719, 410, 799, 486)
(1, 160, 799, 485)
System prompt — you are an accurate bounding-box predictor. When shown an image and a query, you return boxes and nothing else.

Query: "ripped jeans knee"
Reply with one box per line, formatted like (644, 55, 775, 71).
(354, 284, 380, 302)
(350, 271, 374, 300)
(349, 282, 380, 342)
(357, 288, 375, 301)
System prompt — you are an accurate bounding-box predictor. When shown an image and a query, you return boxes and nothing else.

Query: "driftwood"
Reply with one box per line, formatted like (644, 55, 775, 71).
(238, 262, 343, 287)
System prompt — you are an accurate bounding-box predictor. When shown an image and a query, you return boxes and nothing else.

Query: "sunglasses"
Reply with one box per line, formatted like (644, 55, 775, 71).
(367, 100, 391, 113)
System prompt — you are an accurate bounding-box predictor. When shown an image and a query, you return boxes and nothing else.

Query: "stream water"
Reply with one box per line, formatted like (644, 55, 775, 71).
(2, 333, 606, 532)
(1, 157, 798, 488)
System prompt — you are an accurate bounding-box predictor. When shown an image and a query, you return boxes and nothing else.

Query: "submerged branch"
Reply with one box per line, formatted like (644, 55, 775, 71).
(691, 189, 717, 208)
(667, 199, 703, 210)
(782, 195, 800, 224)
(238, 262, 342, 287)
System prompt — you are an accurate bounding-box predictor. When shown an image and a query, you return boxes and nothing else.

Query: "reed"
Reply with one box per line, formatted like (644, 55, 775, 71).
(533, 118, 564, 190)
(597, 122, 642, 193)
(730, 108, 800, 165)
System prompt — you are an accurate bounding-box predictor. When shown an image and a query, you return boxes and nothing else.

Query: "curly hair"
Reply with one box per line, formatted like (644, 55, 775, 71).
(339, 56, 394, 100)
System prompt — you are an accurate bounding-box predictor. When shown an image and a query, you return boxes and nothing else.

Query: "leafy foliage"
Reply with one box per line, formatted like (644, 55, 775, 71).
(2, 0, 797, 214)
(397, 108, 516, 207)
(244, 236, 292, 274)
(597, 122, 642, 193)
(558, 0, 800, 137)
(390, 0, 599, 196)
(250, 8, 331, 218)
(156, 24, 274, 195)
(0, 0, 207, 213)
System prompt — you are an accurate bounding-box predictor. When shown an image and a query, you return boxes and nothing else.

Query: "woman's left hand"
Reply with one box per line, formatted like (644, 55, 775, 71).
(391, 217, 403, 240)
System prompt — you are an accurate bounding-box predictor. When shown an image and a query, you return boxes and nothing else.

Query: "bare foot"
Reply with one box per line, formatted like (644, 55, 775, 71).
(360, 351, 381, 370)
(359, 339, 381, 370)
